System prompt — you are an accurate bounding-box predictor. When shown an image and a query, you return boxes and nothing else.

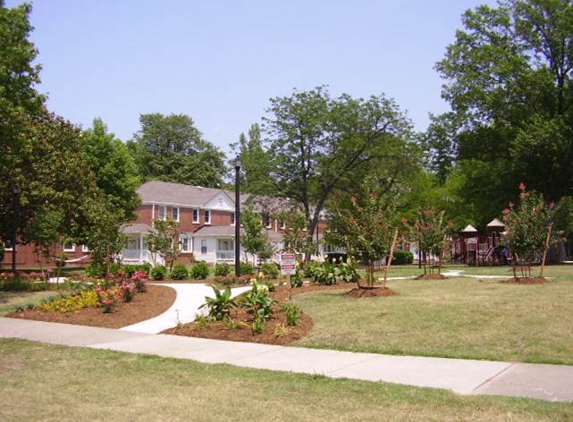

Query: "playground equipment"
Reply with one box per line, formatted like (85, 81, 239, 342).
(452, 219, 507, 266)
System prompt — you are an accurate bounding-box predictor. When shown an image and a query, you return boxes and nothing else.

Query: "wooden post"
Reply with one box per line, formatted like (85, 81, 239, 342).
(438, 234, 447, 275)
(540, 225, 552, 278)
(383, 229, 399, 288)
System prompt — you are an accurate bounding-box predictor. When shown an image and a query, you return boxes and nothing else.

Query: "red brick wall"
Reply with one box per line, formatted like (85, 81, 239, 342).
(1, 243, 90, 269)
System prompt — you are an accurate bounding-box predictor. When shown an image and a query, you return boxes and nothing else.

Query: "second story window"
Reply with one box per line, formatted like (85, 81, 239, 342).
(193, 209, 199, 224)
(230, 212, 235, 225)
(158, 205, 167, 220)
(204, 210, 211, 224)
(172, 207, 179, 222)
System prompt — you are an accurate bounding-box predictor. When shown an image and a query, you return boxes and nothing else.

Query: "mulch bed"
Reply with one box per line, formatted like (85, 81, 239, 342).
(163, 283, 353, 345)
(414, 274, 448, 280)
(346, 287, 397, 298)
(5, 285, 176, 329)
(502, 277, 550, 284)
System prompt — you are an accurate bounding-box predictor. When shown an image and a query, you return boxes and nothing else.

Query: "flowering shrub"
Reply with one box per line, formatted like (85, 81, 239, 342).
(406, 206, 449, 275)
(131, 270, 148, 293)
(502, 184, 555, 278)
(119, 282, 136, 303)
(95, 287, 118, 313)
(40, 290, 99, 313)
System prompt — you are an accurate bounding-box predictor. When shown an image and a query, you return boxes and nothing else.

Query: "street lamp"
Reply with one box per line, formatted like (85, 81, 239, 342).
(234, 155, 242, 276)
(11, 182, 19, 274)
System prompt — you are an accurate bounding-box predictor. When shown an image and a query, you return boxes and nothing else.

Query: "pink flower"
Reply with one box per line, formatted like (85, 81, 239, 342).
(502, 208, 511, 216)
(519, 183, 526, 191)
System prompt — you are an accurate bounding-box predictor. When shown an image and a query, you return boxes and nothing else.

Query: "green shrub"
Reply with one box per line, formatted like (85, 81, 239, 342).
(170, 264, 189, 280)
(199, 286, 237, 321)
(251, 316, 265, 334)
(86, 263, 106, 278)
(392, 250, 414, 265)
(150, 265, 167, 281)
(310, 262, 338, 285)
(214, 262, 231, 277)
(241, 281, 275, 320)
(190, 261, 210, 279)
(214, 275, 251, 286)
(282, 303, 300, 326)
(261, 262, 280, 279)
(123, 264, 137, 277)
(290, 273, 303, 288)
(240, 262, 255, 276)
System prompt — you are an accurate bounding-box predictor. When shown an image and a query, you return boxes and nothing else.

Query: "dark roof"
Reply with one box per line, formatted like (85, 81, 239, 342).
(137, 181, 229, 208)
(192, 225, 283, 242)
(120, 223, 157, 234)
(193, 226, 239, 237)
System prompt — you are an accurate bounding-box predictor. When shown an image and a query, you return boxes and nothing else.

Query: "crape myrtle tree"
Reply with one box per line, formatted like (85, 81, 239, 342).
(502, 184, 556, 279)
(241, 203, 271, 265)
(263, 86, 413, 260)
(405, 205, 450, 276)
(145, 218, 180, 271)
(433, 0, 573, 225)
(326, 174, 400, 288)
(128, 113, 226, 188)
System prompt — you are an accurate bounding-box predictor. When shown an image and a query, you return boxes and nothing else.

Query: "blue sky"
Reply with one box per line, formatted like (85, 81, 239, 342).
(9, 0, 495, 153)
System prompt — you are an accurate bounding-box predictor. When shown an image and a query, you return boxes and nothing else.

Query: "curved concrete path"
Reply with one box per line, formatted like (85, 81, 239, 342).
(119, 284, 251, 334)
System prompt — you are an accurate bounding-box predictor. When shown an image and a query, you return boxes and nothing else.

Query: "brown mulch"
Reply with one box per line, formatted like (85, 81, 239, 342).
(346, 287, 397, 298)
(414, 274, 448, 280)
(162, 283, 353, 345)
(502, 277, 550, 285)
(5, 285, 176, 329)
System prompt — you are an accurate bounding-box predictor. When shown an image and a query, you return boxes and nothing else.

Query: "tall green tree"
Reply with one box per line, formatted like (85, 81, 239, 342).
(436, 0, 573, 224)
(263, 86, 412, 251)
(230, 123, 273, 194)
(129, 113, 226, 187)
(0, 1, 45, 245)
(241, 204, 270, 265)
(81, 118, 141, 221)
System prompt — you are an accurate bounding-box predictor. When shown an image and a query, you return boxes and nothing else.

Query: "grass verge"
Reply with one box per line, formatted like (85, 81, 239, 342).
(293, 276, 573, 364)
(0, 290, 59, 316)
(1, 339, 572, 422)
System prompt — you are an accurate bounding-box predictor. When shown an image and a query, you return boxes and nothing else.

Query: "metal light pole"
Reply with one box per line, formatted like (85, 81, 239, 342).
(234, 156, 242, 277)
(11, 182, 19, 274)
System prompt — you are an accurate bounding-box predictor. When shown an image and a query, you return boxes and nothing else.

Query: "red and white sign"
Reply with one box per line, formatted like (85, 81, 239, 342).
(280, 253, 296, 276)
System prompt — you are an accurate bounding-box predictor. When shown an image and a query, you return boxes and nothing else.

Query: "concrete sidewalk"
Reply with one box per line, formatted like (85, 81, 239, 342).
(1, 317, 572, 402)
(120, 283, 251, 334)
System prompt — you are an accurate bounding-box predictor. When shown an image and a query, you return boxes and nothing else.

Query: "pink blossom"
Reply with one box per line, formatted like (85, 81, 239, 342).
(519, 183, 526, 191)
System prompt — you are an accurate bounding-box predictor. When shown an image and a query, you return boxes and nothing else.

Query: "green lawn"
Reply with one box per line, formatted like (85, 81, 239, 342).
(383, 264, 573, 278)
(0, 290, 59, 316)
(1, 339, 572, 422)
(293, 275, 573, 364)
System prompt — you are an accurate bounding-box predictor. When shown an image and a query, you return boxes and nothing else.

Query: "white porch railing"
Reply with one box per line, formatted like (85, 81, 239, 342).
(121, 249, 163, 266)
(216, 250, 234, 261)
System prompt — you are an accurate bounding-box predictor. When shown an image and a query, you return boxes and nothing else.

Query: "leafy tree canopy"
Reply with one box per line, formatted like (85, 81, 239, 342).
(129, 113, 226, 187)
(263, 86, 414, 248)
(433, 0, 573, 224)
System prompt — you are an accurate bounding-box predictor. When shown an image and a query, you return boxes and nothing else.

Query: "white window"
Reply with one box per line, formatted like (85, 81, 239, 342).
(82, 245, 89, 253)
(204, 210, 211, 224)
(172, 207, 179, 222)
(280, 220, 286, 229)
(179, 235, 191, 253)
(201, 239, 207, 254)
(63, 242, 75, 252)
(158, 205, 167, 220)
(5, 240, 14, 251)
(193, 209, 199, 224)
(230, 212, 235, 226)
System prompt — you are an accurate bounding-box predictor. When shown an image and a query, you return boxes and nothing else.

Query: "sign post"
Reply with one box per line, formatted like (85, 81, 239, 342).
(281, 253, 297, 299)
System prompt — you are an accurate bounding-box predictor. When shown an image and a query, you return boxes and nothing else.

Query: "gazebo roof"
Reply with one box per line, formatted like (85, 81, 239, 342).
(487, 218, 505, 228)
(461, 224, 478, 233)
